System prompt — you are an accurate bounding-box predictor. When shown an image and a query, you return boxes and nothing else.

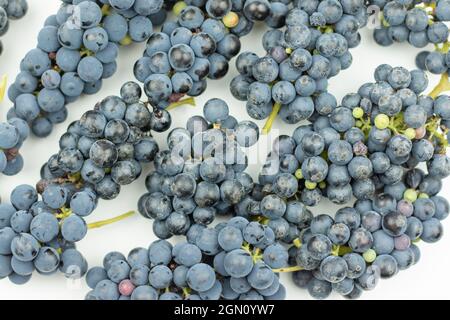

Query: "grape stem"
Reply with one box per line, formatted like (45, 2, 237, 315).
(87, 210, 136, 229)
(262, 102, 282, 135)
(380, 12, 390, 28)
(67, 172, 82, 184)
(101, 4, 111, 16)
(0, 74, 7, 101)
(337, 246, 353, 256)
(119, 35, 133, 46)
(55, 207, 73, 220)
(252, 248, 263, 263)
(357, 116, 372, 137)
(166, 97, 196, 111)
(182, 287, 191, 298)
(331, 245, 341, 256)
(425, 116, 449, 151)
(435, 41, 450, 54)
(292, 238, 302, 248)
(80, 48, 93, 57)
(272, 266, 304, 273)
(258, 217, 270, 225)
(388, 118, 400, 135)
(429, 73, 450, 99)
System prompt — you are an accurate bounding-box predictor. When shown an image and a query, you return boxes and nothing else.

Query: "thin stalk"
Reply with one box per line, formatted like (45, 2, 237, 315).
(429, 73, 450, 99)
(166, 97, 196, 111)
(0, 74, 7, 101)
(272, 266, 304, 273)
(262, 102, 281, 135)
(87, 210, 136, 229)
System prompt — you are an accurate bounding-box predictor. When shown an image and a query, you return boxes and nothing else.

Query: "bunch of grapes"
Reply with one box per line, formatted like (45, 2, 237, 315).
(85, 240, 221, 300)
(236, 64, 445, 224)
(1, 0, 273, 177)
(0, 0, 28, 55)
(84, 217, 288, 300)
(372, 1, 450, 48)
(187, 217, 288, 300)
(1, 0, 169, 176)
(0, 81, 162, 284)
(230, 64, 450, 299)
(249, 65, 445, 211)
(283, 180, 448, 299)
(370, 1, 450, 73)
(230, 0, 368, 133)
(134, 0, 265, 109)
(0, 115, 28, 175)
(0, 0, 28, 175)
(138, 98, 259, 240)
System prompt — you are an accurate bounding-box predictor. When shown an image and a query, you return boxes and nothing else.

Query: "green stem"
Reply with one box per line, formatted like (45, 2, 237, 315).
(241, 242, 251, 254)
(337, 246, 353, 256)
(433, 131, 449, 151)
(272, 266, 304, 273)
(388, 120, 400, 135)
(380, 12, 390, 27)
(359, 116, 372, 136)
(166, 97, 196, 111)
(252, 248, 263, 263)
(331, 245, 340, 256)
(0, 74, 7, 101)
(55, 207, 72, 220)
(292, 238, 302, 248)
(436, 41, 450, 54)
(429, 73, 450, 99)
(262, 103, 281, 135)
(182, 287, 191, 298)
(80, 48, 93, 57)
(101, 4, 111, 16)
(119, 35, 133, 46)
(87, 210, 136, 229)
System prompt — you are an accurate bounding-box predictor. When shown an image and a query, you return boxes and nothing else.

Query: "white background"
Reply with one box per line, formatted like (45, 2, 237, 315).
(1, 0, 449, 300)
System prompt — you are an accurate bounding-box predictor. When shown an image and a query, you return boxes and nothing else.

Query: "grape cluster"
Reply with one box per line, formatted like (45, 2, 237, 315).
(0, 81, 161, 284)
(232, 65, 450, 299)
(0, 113, 28, 175)
(0, 182, 88, 284)
(85, 240, 221, 300)
(283, 183, 448, 300)
(416, 48, 450, 77)
(138, 98, 260, 239)
(372, 1, 450, 48)
(371, 1, 450, 74)
(0, 0, 28, 55)
(231, 0, 368, 132)
(84, 217, 288, 300)
(134, 0, 261, 108)
(250, 66, 442, 211)
(39, 81, 161, 200)
(187, 217, 288, 300)
(1, 0, 169, 176)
